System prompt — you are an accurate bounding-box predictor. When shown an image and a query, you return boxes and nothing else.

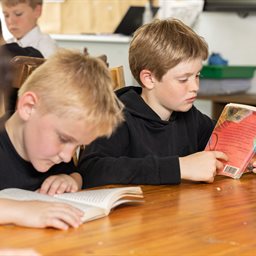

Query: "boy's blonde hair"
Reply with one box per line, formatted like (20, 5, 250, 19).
(129, 18, 209, 86)
(18, 49, 124, 137)
(1, 0, 42, 8)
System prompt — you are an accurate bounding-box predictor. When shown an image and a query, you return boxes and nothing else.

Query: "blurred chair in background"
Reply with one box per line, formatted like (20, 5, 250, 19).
(110, 66, 125, 90)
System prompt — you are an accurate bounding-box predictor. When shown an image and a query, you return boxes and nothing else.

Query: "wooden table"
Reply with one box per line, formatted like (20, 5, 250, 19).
(1, 174, 256, 255)
(197, 93, 256, 120)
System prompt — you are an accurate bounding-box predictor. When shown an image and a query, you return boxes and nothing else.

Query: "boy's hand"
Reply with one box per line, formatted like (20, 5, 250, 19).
(39, 173, 82, 195)
(4, 199, 84, 230)
(179, 151, 228, 183)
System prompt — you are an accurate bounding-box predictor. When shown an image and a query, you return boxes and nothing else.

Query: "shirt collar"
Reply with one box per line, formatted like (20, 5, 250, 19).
(17, 25, 41, 47)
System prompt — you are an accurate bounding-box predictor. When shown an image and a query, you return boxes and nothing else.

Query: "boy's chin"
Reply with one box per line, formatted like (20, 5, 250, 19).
(11, 32, 24, 40)
(179, 103, 193, 112)
(32, 161, 53, 173)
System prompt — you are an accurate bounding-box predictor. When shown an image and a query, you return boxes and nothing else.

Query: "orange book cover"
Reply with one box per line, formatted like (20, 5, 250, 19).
(205, 103, 256, 179)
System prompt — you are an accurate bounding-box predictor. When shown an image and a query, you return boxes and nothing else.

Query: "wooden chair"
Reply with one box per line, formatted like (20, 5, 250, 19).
(110, 66, 125, 90)
(83, 47, 125, 89)
(10, 55, 125, 90)
(11, 56, 45, 89)
(3, 56, 45, 114)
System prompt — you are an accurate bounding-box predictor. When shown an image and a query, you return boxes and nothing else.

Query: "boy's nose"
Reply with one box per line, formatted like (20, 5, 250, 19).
(58, 146, 76, 163)
(190, 79, 199, 92)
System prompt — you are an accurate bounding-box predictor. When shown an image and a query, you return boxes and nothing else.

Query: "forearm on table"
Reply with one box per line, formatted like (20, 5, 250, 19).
(70, 172, 83, 190)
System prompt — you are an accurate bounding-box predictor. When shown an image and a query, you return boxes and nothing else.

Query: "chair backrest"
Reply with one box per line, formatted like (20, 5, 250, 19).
(110, 66, 125, 90)
(11, 56, 45, 89)
(10, 55, 125, 90)
(3, 56, 125, 115)
(83, 47, 125, 89)
(2, 56, 45, 114)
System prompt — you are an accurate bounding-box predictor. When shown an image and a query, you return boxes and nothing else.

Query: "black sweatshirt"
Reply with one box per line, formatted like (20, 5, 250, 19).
(79, 86, 215, 188)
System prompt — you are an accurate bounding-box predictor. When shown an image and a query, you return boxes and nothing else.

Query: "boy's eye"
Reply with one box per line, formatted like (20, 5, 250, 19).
(15, 12, 23, 17)
(178, 78, 188, 83)
(58, 135, 69, 144)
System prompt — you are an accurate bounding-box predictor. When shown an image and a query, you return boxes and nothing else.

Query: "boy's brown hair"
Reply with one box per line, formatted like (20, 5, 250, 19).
(18, 49, 124, 137)
(129, 18, 209, 86)
(1, 0, 42, 8)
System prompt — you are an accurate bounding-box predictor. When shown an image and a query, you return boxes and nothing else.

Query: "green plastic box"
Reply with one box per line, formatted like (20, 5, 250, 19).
(201, 65, 256, 79)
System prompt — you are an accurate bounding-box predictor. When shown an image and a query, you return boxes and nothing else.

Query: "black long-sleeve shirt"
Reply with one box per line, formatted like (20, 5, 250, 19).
(79, 86, 215, 188)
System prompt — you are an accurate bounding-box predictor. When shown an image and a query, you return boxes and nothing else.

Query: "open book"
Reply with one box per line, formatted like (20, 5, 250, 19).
(0, 187, 144, 223)
(205, 103, 256, 179)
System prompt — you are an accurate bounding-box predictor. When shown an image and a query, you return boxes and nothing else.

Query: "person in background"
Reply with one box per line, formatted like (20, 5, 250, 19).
(0, 49, 123, 229)
(78, 18, 232, 188)
(0, 18, 43, 116)
(0, 19, 43, 58)
(1, 0, 58, 57)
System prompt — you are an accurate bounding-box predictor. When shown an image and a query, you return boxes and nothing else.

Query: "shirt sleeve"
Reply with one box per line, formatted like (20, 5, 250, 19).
(78, 124, 181, 188)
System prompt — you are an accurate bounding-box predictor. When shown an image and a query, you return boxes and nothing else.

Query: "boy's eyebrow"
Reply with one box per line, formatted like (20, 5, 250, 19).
(177, 72, 198, 77)
(177, 69, 202, 77)
(59, 132, 78, 143)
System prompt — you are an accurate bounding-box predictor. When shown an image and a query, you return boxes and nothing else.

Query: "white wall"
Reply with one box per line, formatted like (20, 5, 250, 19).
(193, 11, 256, 116)
(194, 12, 256, 67)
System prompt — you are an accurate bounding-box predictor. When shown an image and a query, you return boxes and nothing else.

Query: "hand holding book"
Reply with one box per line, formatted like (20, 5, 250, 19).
(205, 103, 256, 179)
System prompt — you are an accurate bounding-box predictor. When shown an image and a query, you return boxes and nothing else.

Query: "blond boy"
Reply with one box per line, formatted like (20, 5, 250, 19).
(1, 0, 57, 57)
(0, 49, 123, 229)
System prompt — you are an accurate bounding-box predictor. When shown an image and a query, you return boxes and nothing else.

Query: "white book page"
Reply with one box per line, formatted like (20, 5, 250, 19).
(55, 187, 143, 213)
(0, 188, 58, 202)
(0, 187, 143, 220)
(0, 188, 104, 222)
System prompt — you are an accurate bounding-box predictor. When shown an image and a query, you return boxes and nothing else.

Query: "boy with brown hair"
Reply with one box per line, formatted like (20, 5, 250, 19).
(78, 18, 233, 188)
(1, 0, 57, 57)
(0, 49, 123, 229)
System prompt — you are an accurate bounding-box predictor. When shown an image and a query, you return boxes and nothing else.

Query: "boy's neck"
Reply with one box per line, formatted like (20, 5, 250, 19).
(141, 91, 172, 121)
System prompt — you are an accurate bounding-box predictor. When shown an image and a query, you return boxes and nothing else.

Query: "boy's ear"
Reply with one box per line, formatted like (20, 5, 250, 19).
(140, 69, 155, 89)
(34, 4, 42, 18)
(17, 92, 38, 121)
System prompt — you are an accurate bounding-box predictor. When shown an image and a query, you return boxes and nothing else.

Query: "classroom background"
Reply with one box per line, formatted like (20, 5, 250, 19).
(1, 0, 255, 118)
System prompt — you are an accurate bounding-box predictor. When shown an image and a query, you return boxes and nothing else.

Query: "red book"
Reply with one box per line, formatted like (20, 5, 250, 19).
(205, 103, 256, 179)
